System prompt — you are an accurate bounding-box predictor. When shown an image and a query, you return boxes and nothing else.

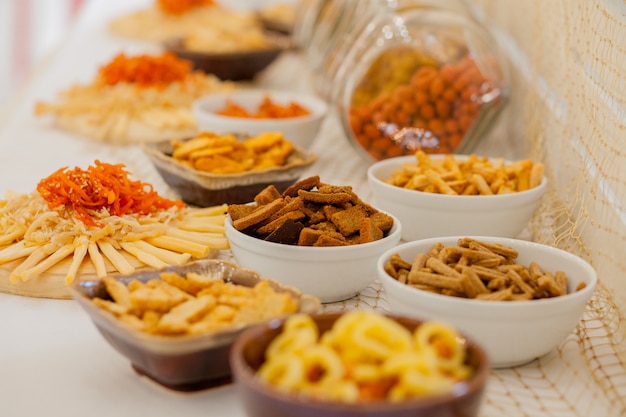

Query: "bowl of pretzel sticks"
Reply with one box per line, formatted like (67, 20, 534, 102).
(377, 236, 597, 368)
(367, 151, 547, 241)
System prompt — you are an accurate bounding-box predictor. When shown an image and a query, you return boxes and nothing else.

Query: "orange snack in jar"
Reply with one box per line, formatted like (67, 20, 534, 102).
(348, 51, 499, 160)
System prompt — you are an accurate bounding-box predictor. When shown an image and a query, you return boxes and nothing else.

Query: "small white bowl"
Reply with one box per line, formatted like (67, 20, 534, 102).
(377, 236, 597, 368)
(193, 89, 329, 149)
(367, 155, 547, 241)
(225, 214, 402, 303)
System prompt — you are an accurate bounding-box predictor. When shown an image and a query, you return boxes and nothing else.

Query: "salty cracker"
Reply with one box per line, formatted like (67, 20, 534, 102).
(230, 176, 393, 247)
(91, 272, 301, 336)
(232, 197, 286, 231)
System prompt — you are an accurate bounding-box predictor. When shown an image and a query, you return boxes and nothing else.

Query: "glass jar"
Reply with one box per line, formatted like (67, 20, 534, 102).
(333, 6, 508, 161)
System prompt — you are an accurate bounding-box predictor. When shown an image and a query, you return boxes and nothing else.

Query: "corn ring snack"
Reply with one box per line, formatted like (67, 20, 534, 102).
(257, 312, 473, 403)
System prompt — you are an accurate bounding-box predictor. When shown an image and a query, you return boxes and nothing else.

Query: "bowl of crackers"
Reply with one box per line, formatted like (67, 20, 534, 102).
(70, 259, 320, 390)
(142, 131, 317, 207)
(225, 176, 402, 303)
(367, 152, 547, 241)
(192, 89, 329, 149)
(378, 236, 597, 368)
(229, 310, 490, 417)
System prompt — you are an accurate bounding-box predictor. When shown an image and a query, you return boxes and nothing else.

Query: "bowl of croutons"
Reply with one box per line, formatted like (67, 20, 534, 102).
(70, 259, 320, 390)
(225, 176, 402, 303)
(192, 89, 329, 149)
(367, 152, 547, 241)
(377, 236, 597, 368)
(229, 311, 490, 417)
(142, 131, 317, 207)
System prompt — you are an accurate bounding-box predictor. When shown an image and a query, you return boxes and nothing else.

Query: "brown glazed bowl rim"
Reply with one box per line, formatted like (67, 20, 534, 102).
(229, 312, 490, 414)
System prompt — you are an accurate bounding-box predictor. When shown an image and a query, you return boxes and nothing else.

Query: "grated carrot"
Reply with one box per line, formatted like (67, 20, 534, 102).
(156, 0, 215, 15)
(96, 53, 193, 88)
(36, 160, 184, 227)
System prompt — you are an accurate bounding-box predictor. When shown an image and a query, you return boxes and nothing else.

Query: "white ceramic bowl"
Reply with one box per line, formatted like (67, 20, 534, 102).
(377, 236, 597, 368)
(225, 214, 402, 303)
(367, 155, 547, 241)
(193, 89, 329, 149)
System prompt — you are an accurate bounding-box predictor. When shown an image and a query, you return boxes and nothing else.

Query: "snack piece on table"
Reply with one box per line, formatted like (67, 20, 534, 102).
(228, 176, 394, 246)
(0, 160, 230, 299)
(34, 52, 235, 144)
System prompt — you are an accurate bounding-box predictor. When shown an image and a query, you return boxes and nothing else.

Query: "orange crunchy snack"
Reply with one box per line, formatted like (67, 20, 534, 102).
(384, 238, 579, 301)
(217, 95, 311, 119)
(170, 131, 297, 174)
(228, 176, 394, 246)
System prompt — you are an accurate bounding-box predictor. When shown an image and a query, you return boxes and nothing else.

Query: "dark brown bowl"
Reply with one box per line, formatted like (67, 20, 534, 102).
(229, 312, 490, 417)
(70, 259, 320, 391)
(142, 137, 317, 207)
(164, 34, 290, 81)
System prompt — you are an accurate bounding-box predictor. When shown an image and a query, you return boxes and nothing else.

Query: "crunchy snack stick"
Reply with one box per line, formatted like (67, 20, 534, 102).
(386, 151, 545, 195)
(385, 238, 576, 301)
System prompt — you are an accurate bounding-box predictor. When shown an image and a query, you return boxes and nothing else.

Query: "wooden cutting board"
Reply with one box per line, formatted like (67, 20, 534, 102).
(0, 251, 152, 300)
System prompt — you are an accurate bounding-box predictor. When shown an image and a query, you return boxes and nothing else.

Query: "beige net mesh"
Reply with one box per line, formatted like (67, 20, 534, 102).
(454, 0, 626, 415)
(283, 0, 626, 414)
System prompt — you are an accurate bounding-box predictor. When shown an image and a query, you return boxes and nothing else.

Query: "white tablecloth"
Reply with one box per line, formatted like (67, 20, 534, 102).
(1, 1, 582, 417)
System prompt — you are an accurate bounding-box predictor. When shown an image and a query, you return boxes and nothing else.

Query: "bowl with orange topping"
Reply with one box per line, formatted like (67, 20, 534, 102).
(192, 89, 329, 149)
(142, 131, 317, 207)
(367, 152, 547, 241)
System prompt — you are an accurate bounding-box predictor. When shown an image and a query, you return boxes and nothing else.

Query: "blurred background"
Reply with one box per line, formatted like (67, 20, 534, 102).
(0, 0, 290, 110)
(0, 0, 85, 109)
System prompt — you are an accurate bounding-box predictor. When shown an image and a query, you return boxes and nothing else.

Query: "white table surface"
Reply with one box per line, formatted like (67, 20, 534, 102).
(1, 1, 615, 417)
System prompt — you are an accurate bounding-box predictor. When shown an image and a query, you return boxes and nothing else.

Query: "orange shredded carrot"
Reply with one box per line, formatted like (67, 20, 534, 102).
(216, 94, 312, 119)
(96, 53, 193, 88)
(156, 0, 215, 15)
(36, 160, 184, 228)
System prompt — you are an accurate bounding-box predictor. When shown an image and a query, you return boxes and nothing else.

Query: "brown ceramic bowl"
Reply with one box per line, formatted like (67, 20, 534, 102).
(70, 259, 320, 391)
(229, 312, 490, 417)
(164, 33, 290, 81)
(142, 136, 317, 207)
